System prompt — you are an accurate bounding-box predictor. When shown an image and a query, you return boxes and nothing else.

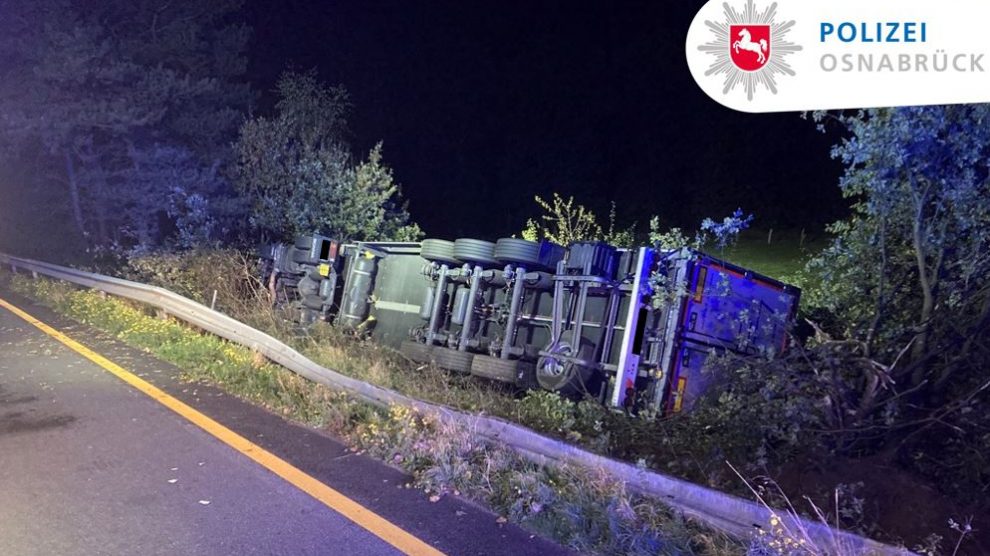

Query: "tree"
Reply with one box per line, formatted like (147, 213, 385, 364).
(234, 71, 421, 242)
(801, 107, 990, 494)
(0, 0, 252, 250)
(811, 107, 990, 385)
(351, 144, 423, 242)
(121, 145, 244, 251)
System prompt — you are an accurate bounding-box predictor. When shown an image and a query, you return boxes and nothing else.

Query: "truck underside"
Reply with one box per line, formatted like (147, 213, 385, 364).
(260, 235, 800, 416)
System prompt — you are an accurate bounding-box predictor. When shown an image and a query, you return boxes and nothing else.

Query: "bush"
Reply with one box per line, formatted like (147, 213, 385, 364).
(123, 249, 271, 323)
(522, 194, 635, 247)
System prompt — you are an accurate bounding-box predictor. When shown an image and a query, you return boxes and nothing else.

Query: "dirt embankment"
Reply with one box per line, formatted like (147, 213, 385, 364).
(775, 455, 987, 553)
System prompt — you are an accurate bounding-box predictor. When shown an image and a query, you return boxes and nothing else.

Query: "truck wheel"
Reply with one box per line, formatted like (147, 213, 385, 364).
(420, 239, 460, 266)
(399, 340, 433, 363)
(470, 355, 533, 386)
(494, 238, 542, 267)
(453, 239, 499, 268)
(516, 360, 539, 390)
(430, 347, 474, 374)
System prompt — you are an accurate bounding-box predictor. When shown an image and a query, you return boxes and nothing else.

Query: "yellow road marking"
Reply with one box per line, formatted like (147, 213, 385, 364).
(0, 296, 445, 556)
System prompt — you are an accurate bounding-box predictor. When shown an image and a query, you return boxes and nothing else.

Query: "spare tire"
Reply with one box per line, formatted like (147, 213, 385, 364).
(453, 239, 499, 267)
(420, 239, 460, 266)
(494, 238, 542, 267)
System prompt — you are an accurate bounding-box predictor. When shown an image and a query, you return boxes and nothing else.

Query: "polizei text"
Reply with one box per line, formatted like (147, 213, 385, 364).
(820, 22, 928, 43)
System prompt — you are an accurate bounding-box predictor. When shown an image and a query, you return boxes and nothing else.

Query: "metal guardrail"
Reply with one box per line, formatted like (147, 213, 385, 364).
(0, 252, 912, 555)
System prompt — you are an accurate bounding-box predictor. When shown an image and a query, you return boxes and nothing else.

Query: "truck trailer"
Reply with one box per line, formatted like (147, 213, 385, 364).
(260, 235, 800, 416)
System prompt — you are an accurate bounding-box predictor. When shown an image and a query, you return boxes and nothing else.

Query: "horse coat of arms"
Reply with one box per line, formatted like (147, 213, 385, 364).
(730, 25, 770, 71)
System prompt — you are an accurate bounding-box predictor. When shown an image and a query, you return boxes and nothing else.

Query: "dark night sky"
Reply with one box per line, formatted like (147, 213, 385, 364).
(245, 1, 845, 240)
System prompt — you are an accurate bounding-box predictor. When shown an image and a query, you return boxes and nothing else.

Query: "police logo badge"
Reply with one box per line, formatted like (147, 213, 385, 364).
(698, 1, 802, 100)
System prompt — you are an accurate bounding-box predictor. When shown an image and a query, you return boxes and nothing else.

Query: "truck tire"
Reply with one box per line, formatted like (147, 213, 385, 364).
(453, 239, 499, 267)
(429, 347, 474, 374)
(470, 355, 533, 385)
(420, 239, 460, 266)
(399, 340, 433, 363)
(494, 238, 542, 267)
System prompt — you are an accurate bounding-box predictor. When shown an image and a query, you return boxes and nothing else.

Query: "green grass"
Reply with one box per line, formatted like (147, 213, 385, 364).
(715, 229, 828, 281)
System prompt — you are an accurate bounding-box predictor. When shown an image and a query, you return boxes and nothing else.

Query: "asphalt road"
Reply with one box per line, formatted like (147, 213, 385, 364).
(0, 294, 573, 556)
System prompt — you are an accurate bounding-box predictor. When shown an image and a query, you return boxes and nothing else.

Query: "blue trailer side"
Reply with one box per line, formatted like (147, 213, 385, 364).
(656, 250, 800, 414)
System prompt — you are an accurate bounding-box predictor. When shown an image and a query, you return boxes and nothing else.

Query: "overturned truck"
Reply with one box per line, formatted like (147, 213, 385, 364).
(260, 235, 799, 415)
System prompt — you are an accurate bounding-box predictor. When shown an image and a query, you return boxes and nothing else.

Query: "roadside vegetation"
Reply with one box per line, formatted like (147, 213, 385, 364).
(519, 109, 990, 555)
(1, 271, 743, 555)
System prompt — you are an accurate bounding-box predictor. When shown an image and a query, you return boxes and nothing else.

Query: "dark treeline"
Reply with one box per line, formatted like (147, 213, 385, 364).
(0, 0, 253, 256)
(0, 0, 418, 257)
(0, 0, 847, 258)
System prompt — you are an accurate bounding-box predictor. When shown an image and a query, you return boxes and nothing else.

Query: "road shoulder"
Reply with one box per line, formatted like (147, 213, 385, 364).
(0, 287, 574, 556)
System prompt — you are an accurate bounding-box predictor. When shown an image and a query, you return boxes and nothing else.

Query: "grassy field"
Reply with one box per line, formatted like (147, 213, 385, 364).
(713, 228, 828, 281)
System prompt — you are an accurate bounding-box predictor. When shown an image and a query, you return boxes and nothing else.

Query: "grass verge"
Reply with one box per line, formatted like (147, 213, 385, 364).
(1, 271, 746, 555)
(718, 228, 827, 281)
